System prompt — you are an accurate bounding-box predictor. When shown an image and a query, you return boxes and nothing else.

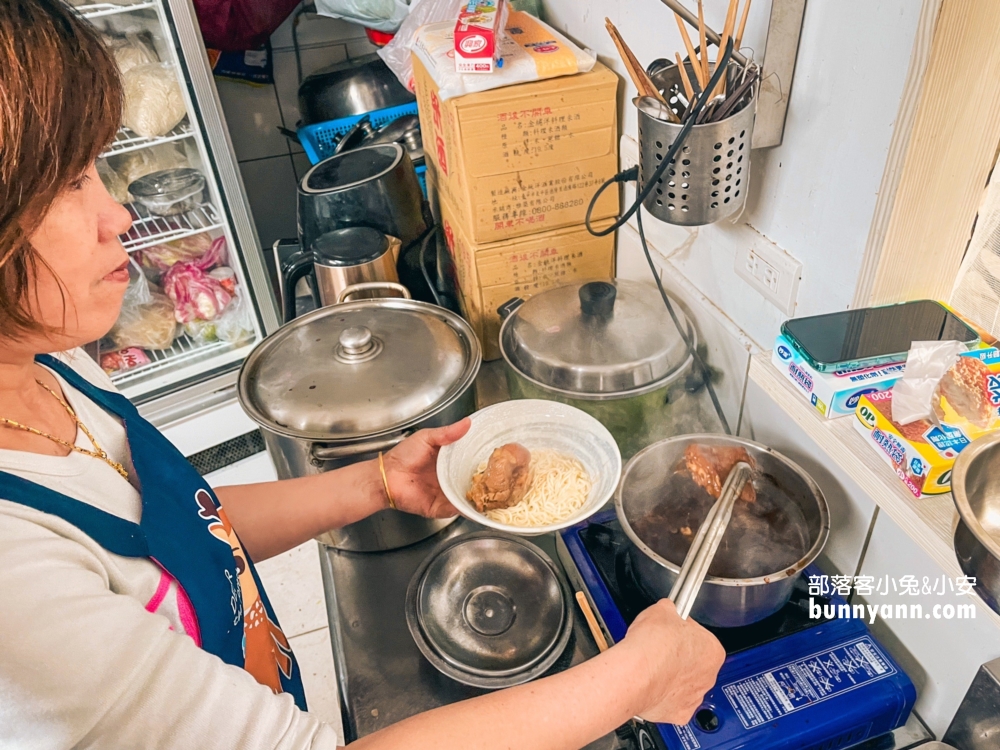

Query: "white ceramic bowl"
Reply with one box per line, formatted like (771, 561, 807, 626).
(437, 400, 622, 535)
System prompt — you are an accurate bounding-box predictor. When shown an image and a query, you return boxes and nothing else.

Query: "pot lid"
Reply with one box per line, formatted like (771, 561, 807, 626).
(238, 298, 480, 441)
(310, 227, 390, 267)
(500, 279, 694, 394)
(412, 534, 567, 679)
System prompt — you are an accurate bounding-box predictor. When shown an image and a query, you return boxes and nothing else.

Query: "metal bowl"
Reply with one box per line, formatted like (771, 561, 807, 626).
(298, 54, 415, 126)
(405, 531, 574, 689)
(951, 432, 1000, 615)
(615, 434, 830, 627)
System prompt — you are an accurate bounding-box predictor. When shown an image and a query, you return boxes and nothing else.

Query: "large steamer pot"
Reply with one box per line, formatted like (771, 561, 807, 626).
(498, 280, 720, 460)
(616, 434, 830, 627)
(951, 432, 1000, 615)
(238, 291, 481, 551)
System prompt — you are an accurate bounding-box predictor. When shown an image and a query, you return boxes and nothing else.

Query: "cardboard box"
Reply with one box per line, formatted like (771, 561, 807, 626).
(853, 347, 1000, 497)
(772, 333, 905, 419)
(438, 189, 615, 360)
(413, 55, 619, 244)
(454, 0, 508, 73)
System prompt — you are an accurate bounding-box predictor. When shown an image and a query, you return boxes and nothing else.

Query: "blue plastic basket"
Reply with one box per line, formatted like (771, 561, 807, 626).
(297, 102, 419, 164)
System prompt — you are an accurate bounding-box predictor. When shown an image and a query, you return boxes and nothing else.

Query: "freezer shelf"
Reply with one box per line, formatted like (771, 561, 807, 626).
(110, 333, 232, 387)
(79, 1, 158, 19)
(122, 202, 225, 252)
(101, 121, 195, 159)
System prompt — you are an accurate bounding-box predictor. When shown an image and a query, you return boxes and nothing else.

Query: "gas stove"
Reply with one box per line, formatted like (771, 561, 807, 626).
(557, 511, 918, 750)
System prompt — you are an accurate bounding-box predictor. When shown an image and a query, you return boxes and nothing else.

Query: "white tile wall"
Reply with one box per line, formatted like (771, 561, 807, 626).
(215, 3, 377, 256)
(857, 510, 1000, 737)
(617, 221, 753, 437)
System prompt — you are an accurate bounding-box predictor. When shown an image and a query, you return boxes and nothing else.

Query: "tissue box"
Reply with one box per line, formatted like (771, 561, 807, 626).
(853, 347, 1000, 497)
(772, 333, 905, 419)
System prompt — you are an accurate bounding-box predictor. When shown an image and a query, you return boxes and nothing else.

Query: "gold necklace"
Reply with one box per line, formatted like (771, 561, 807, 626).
(0, 380, 130, 481)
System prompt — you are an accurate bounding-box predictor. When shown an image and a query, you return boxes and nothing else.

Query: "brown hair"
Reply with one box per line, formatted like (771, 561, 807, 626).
(0, 0, 123, 337)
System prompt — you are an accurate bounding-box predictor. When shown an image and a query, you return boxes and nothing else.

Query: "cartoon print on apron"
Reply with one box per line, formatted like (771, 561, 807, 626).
(0, 355, 306, 708)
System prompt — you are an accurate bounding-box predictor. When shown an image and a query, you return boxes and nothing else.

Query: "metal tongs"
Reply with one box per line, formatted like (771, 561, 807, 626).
(669, 461, 753, 619)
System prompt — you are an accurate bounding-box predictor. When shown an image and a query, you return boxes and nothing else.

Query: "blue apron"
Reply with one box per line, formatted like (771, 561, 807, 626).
(0, 355, 306, 709)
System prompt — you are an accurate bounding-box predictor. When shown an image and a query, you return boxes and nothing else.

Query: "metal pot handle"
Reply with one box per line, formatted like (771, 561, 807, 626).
(337, 281, 411, 304)
(310, 432, 410, 462)
(497, 297, 524, 320)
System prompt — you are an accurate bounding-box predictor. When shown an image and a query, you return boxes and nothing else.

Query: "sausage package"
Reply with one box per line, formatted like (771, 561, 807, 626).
(854, 347, 1000, 497)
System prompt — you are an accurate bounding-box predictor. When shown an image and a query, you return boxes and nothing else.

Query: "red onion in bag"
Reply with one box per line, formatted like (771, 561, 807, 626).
(163, 261, 232, 323)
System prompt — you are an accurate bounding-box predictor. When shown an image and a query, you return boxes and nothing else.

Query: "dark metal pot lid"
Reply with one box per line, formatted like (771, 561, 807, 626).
(405, 531, 573, 689)
(499, 279, 695, 396)
(237, 297, 481, 441)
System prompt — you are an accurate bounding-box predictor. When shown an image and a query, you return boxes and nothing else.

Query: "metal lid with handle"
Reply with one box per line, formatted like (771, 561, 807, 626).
(239, 282, 480, 441)
(498, 279, 695, 395)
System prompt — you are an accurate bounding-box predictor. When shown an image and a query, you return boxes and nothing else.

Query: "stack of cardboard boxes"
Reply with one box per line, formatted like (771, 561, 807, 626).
(412, 57, 620, 359)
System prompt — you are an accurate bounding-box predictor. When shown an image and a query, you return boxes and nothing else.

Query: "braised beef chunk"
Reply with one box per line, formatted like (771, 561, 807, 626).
(683, 444, 757, 503)
(467, 443, 532, 512)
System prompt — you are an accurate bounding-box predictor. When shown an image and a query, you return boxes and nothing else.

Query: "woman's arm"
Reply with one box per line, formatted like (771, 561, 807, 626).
(351, 599, 725, 750)
(215, 420, 470, 561)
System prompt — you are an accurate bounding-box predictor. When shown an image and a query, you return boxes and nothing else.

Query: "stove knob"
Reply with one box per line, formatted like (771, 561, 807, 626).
(695, 708, 720, 732)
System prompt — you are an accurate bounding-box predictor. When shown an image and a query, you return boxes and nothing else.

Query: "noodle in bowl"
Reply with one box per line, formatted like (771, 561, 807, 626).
(482, 450, 593, 527)
(437, 400, 622, 535)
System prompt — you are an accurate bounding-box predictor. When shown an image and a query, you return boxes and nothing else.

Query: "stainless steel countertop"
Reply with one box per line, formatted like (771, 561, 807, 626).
(320, 519, 624, 747)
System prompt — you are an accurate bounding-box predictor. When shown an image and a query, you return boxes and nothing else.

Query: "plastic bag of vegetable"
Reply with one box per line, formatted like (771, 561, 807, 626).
(109, 260, 179, 350)
(137, 234, 226, 280)
(163, 261, 233, 323)
(184, 283, 253, 345)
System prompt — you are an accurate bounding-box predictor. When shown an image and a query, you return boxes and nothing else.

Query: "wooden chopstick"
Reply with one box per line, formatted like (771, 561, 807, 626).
(674, 13, 706, 89)
(575, 591, 609, 652)
(713, 0, 739, 98)
(675, 51, 696, 100)
(605, 18, 668, 106)
(734, 0, 753, 49)
(697, 0, 710, 87)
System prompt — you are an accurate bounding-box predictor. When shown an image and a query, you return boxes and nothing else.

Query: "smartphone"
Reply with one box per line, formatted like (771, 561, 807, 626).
(780, 300, 980, 372)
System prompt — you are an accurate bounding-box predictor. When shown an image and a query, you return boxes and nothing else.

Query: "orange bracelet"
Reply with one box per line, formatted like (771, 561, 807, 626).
(378, 451, 395, 509)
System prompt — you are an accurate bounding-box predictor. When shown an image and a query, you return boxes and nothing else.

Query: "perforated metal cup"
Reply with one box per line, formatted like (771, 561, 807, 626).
(638, 61, 757, 226)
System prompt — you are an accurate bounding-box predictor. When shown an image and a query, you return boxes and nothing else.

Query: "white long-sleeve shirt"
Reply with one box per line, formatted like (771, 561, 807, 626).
(0, 350, 341, 750)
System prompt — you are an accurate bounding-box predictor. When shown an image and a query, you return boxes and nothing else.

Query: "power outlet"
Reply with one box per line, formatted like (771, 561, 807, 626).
(735, 243, 802, 315)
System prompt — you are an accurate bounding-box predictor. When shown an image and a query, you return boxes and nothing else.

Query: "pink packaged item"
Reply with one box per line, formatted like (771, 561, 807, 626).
(138, 234, 227, 277)
(101, 348, 151, 374)
(163, 262, 232, 323)
(454, 0, 508, 73)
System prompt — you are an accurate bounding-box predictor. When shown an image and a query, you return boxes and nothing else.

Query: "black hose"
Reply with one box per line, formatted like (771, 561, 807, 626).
(587, 40, 737, 434)
(636, 207, 732, 435)
(419, 226, 444, 308)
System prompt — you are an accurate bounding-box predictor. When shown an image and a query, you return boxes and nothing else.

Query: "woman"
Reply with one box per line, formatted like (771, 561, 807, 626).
(0, 2, 725, 748)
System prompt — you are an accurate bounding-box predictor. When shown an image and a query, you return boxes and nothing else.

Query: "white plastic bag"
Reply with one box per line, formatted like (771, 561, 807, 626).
(891, 340, 967, 425)
(103, 32, 158, 75)
(122, 63, 187, 137)
(314, 0, 411, 33)
(411, 11, 596, 101)
(378, 0, 463, 91)
(110, 259, 179, 350)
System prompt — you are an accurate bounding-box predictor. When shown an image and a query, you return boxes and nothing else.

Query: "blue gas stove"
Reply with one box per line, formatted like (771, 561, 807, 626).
(556, 511, 917, 750)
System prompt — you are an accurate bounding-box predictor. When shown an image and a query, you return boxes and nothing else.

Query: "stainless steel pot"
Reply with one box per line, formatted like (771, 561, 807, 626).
(498, 280, 720, 459)
(297, 54, 415, 127)
(951, 432, 1000, 615)
(237, 284, 481, 551)
(615, 434, 830, 627)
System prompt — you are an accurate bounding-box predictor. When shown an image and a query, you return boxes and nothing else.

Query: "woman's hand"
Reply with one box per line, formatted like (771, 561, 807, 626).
(380, 418, 471, 518)
(620, 599, 725, 725)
